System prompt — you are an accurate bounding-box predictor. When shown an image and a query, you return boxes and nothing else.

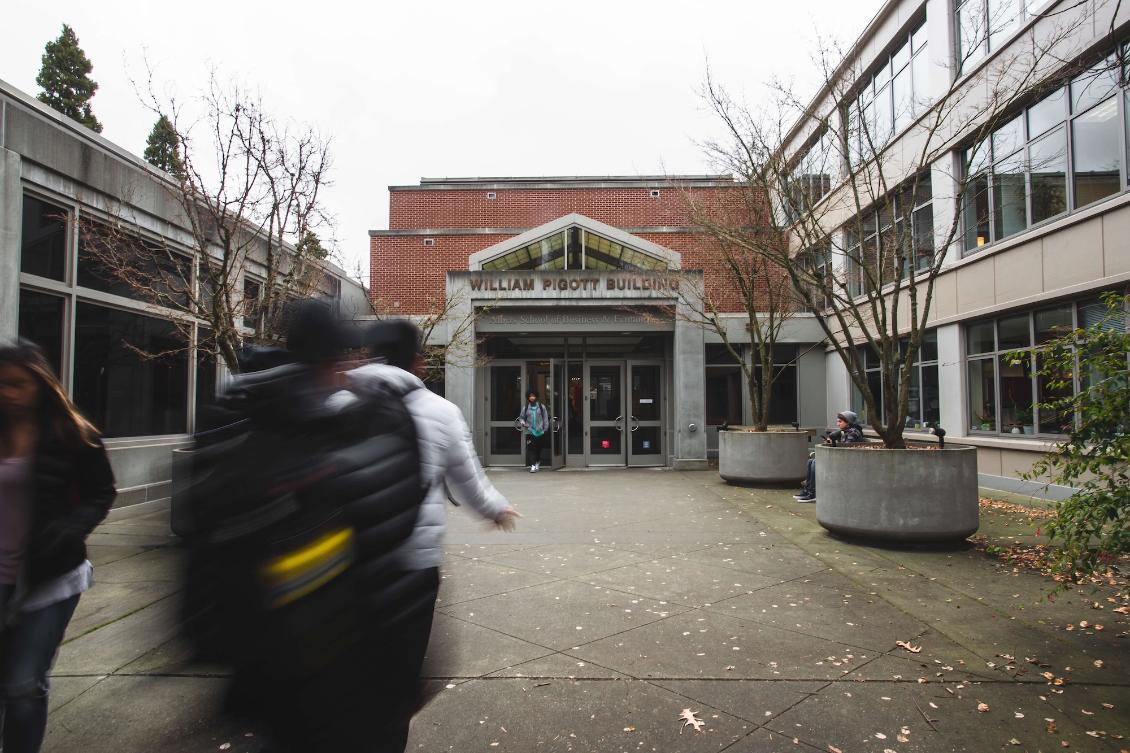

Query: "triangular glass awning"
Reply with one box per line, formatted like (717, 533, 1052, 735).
(472, 215, 678, 272)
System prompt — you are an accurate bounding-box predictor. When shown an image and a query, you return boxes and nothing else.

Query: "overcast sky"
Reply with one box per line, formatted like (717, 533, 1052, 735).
(4, 0, 881, 277)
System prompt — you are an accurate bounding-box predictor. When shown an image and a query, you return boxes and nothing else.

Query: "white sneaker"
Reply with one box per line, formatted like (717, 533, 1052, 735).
(535, 463, 540, 472)
(529, 465, 536, 473)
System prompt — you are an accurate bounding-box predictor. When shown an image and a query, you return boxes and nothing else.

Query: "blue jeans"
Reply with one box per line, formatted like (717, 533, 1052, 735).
(0, 584, 80, 753)
(804, 458, 816, 496)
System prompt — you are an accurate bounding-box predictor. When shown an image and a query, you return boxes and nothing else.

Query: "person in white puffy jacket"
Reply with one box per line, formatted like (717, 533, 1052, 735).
(329, 319, 519, 750)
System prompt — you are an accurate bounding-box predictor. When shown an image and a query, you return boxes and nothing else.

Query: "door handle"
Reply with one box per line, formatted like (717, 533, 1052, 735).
(552, 417, 561, 432)
(614, 415, 624, 432)
(630, 415, 641, 432)
(513, 418, 524, 432)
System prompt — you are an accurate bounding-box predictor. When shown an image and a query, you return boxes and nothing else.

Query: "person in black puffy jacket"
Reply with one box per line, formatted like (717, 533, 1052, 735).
(0, 340, 115, 753)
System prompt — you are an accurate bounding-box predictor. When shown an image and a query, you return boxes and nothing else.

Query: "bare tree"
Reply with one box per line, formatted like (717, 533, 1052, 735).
(79, 71, 336, 373)
(697, 2, 1102, 447)
(676, 185, 801, 431)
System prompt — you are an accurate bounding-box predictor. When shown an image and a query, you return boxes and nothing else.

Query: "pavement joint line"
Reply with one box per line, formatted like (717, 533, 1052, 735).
(60, 590, 181, 645)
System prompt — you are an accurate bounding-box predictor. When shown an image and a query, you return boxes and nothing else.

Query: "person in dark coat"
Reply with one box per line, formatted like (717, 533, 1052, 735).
(794, 410, 865, 503)
(0, 340, 115, 753)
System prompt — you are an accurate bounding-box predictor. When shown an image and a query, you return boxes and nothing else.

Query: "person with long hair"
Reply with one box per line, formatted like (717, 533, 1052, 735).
(0, 340, 116, 753)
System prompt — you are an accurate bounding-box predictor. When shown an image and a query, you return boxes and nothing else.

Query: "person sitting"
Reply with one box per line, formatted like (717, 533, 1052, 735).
(794, 410, 864, 503)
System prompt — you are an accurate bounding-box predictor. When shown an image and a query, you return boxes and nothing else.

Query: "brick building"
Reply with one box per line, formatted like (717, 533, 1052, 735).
(369, 176, 826, 470)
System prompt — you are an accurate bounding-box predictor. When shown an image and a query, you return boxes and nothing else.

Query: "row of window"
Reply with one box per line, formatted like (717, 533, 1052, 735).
(957, 0, 1048, 74)
(963, 56, 1129, 253)
(17, 191, 342, 438)
(849, 331, 941, 429)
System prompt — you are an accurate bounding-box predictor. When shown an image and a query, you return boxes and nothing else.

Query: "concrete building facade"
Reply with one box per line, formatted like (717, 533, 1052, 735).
(2, 78, 367, 511)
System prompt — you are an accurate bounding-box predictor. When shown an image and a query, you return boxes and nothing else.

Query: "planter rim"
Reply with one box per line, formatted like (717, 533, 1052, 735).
(720, 427, 808, 434)
(816, 443, 976, 452)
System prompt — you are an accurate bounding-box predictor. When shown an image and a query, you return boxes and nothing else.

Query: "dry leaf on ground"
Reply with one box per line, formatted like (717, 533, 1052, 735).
(896, 640, 922, 653)
(679, 709, 705, 733)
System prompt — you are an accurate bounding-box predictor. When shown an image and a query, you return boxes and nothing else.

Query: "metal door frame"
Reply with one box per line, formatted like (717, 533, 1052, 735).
(626, 359, 666, 467)
(484, 360, 526, 466)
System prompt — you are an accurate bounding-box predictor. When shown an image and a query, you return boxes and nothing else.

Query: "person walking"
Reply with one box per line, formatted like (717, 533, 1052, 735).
(334, 320, 519, 751)
(517, 391, 549, 472)
(0, 341, 116, 753)
(794, 410, 865, 503)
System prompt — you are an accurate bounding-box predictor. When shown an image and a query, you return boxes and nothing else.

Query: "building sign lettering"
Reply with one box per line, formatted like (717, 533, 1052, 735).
(467, 274, 679, 294)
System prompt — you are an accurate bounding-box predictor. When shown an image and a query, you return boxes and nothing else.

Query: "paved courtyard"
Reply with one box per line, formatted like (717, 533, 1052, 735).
(41, 469, 1128, 752)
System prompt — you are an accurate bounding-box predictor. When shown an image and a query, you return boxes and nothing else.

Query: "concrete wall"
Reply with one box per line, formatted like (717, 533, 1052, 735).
(0, 147, 19, 340)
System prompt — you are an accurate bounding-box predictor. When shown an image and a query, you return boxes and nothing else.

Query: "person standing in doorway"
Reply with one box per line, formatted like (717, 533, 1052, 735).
(0, 340, 116, 753)
(518, 391, 549, 473)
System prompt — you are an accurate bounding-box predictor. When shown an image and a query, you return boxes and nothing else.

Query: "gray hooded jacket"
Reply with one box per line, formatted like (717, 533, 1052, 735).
(330, 364, 510, 570)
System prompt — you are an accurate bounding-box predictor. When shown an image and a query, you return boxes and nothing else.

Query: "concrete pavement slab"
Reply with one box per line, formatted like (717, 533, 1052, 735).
(54, 592, 181, 675)
(582, 558, 781, 607)
(671, 541, 829, 580)
(485, 652, 629, 679)
(651, 678, 826, 725)
(703, 569, 934, 652)
(408, 677, 755, 752)
(438, 578, 690, 651)
(422, 611, 554, 677)
(484, 542, 647, 578)
(571, 608, 877, 681)
(63, 579, 181, 641)
(436, 556, 557, 608)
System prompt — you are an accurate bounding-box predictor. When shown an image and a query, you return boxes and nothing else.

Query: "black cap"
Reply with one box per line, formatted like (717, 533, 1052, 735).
(365, 319, 423, 370)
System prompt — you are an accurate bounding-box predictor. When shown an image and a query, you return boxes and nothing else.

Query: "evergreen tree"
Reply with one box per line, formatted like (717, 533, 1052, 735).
(144, 115, 184, 176)
(36, 24, 102, 132)
(297, 229, 329, 260)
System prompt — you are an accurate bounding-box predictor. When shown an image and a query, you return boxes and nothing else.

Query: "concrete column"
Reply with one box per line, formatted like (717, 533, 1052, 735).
(673, 298, 707, 469)
(825, 353, 851, 426)
(797, 344, 828, 428)
(443, 275, 478, 453)
(0, 148, 21, 340)
(936, 323, 965, 435)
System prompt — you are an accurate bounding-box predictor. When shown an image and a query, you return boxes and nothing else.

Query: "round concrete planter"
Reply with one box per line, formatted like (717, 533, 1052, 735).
(814, 444, 979, 542)
(719, 429, 809, 484)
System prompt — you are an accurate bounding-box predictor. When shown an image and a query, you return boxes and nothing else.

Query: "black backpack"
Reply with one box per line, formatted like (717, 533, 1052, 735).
(182, 363, 426, 677)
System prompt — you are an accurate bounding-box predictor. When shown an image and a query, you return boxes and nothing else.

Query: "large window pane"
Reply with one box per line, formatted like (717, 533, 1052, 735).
(968, 358, 996, 430)
(490, 365, 521, 422)
(958, 0, 987, 71)
(73, 303, 189, 437)
(998, 313, 1031, 349)
(21, 195, 68, 281)
(195, 328, 221, 432)
(911, 47, 929, 115)
(963, 173, 991, 250)
(1029, 126, 1067, 223)
(988, 0, 1020, 50)
(1072, 97, 1120, 207)
(17, 289, 65, 377)
(1036, 350, 1073, 434)
(993, 152, 1028, 240)
(967, 320, 996, 354)
(1028, 88, 1066, 138)
(922, 364, 941, 426)
(1034, 305, 1073, 343)
(705, 366, 742, 425)
(999, 353, 1034, 434)
(1070, 59, 1119, 114)
(78, 224, 192, 307)
(893, 67, 913, 132)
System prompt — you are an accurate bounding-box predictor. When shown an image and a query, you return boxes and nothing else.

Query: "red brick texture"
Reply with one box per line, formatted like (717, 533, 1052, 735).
(370, 183, 770, 315)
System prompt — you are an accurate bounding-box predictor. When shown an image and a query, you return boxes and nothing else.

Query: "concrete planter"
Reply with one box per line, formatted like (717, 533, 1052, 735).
(718, 429, 809, 484)
(815, 444, 979, 542)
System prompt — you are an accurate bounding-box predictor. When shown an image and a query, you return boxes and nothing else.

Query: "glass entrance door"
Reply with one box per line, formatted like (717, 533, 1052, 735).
(585, 361, 625, 466)
(627, 361, 664, 467)
(485, 361, 525, 466)
(524, 359, 564, 470)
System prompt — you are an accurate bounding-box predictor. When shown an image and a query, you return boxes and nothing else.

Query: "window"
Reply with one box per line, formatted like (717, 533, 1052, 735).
(78, 221, 192, 307)
(73, 302, 189, 437)
(480, 226, 668, 271)
(964, 298, 1106, 435)
(705, 345, 743, 426)
(851, 331, 939, 428)
(845, 19, 930, 164)
(957, 0, 1042, 73)
(961, 54, 1127, 255)
(21, 194, 69, 281)
(17, 289, 66, 377)
(798, 241, 833, 310)
(243, 278, 262, 331)
(844, 173, 933, 296)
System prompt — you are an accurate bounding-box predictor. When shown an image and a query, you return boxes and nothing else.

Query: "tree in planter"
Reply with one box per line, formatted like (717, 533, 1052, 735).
(695, 6, 1099, 448)
(678, 193, 800, 431)
(36, 24, 102, 132)
(80, 72, 335, 373)
(1023, 292, 1129, 578)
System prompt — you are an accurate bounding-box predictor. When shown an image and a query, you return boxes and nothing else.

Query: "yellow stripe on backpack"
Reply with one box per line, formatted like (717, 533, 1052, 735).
(258, 527, 355, 608)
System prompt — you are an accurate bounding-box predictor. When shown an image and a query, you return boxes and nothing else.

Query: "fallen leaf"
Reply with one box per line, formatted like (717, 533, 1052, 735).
(679, 708, 705, 733)
(874, 732, 887, 739)
(1094, 660, 1105, 668)
(1046, 720, 1058, 734)
(1015, 712, 1025, 718)
(219, 746, 231, 752)
(623, 725, 636, 732)
(1102, 703, 1114, 709)
(1009, 739, 1021, 745)
(896, 640, 922, 653)
(977, 702, 990, 712)
(828, 747, 843, 753)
